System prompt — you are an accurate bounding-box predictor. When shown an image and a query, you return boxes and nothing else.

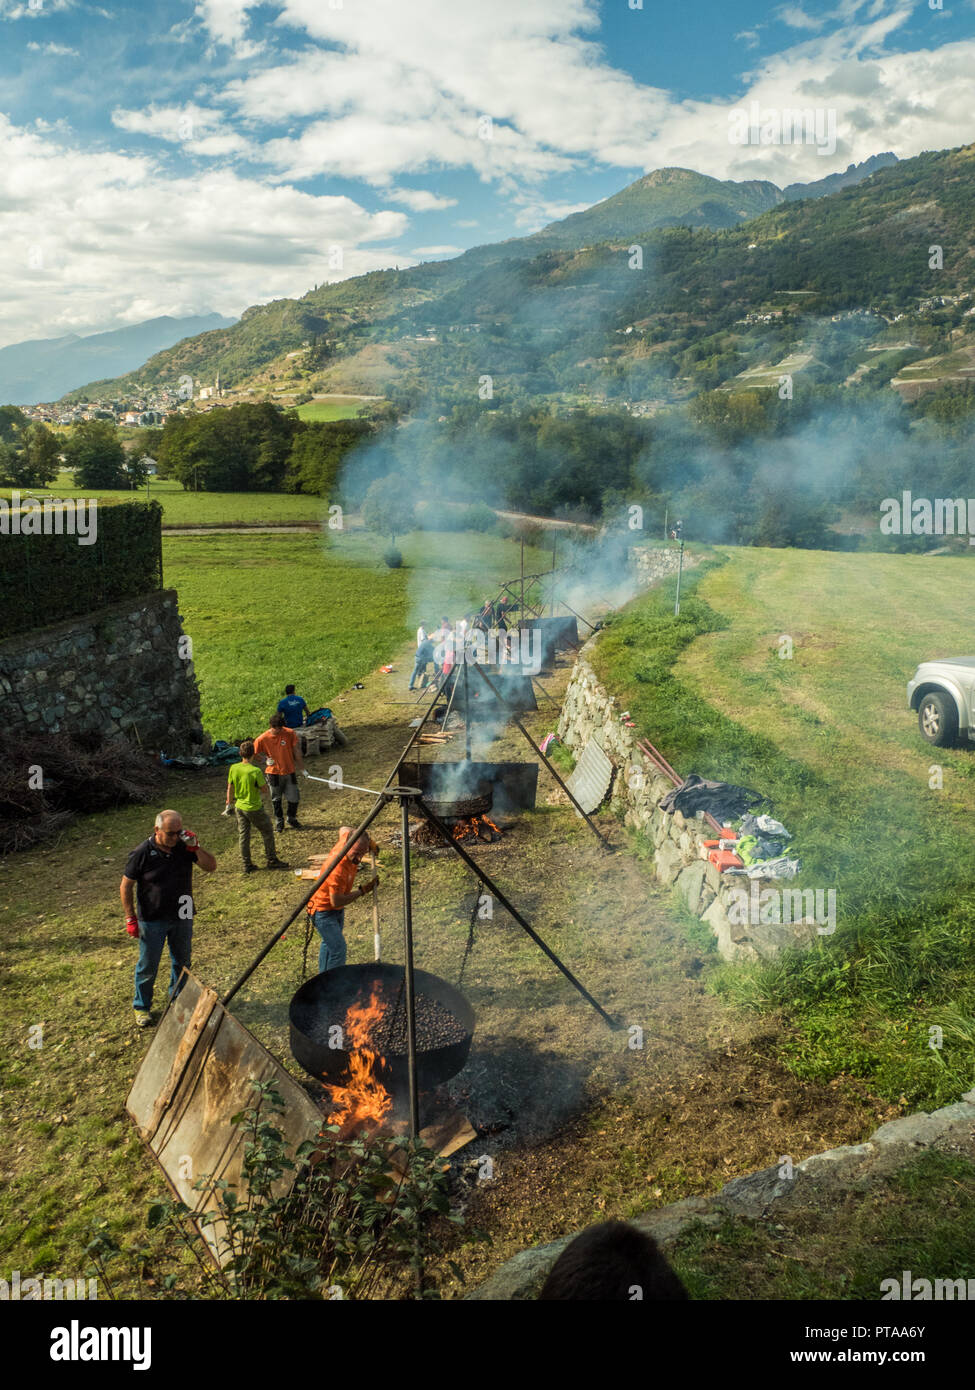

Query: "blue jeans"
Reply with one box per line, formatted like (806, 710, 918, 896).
(409, 656, 430, 689)
(133, 918, 192, 1012)
(311, 909, 346, 973)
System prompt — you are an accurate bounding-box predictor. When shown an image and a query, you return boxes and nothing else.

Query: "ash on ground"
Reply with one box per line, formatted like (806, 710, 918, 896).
(448, 1042, 589, 1148)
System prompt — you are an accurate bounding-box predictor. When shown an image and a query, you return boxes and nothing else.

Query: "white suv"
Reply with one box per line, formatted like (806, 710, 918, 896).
(907, 658, 975, 746)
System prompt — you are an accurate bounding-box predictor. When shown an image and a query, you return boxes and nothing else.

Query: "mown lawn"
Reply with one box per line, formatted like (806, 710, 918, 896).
(592, 547, 975, 1107)
(295, 397, 374, 421)
(0, 475, 328, 526)
(163, 529, 553, 736)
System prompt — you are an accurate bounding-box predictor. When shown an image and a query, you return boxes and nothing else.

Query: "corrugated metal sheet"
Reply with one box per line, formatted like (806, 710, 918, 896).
(127, 972, 322, 1267)
(565, 738, 613, 814)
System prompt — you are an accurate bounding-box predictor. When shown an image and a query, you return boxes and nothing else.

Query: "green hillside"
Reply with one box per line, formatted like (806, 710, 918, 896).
(60, 150, 948, 406)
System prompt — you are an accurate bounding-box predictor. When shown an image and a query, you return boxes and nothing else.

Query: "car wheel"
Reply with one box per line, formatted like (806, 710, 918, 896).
(918, 691, 958, 747)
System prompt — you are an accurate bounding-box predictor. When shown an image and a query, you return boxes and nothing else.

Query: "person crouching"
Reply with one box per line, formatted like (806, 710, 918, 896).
(306, 828, 380, 972)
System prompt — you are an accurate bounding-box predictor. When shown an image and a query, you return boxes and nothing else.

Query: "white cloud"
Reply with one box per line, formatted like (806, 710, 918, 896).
(26, 40, 79, 54)
(775, 4, 825, 30)
(386, 187, 458, 212)
(0, 113, 410, 347)
(194, 0, 252, 46)
(112, 103, 251, 156)
(0, 0, 73, 16)
(210, 0, 969, 194)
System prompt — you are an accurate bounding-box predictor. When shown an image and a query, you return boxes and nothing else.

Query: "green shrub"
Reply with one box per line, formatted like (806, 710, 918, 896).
(384, 547, 403, 568)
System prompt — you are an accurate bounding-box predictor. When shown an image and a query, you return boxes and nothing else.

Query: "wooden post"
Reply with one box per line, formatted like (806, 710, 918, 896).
(370, 850, 381, 961)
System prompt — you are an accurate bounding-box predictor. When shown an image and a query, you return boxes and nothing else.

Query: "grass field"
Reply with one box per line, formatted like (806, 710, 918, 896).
(593, 547, 975, 1106)
(164, 529, 554, 735)
(0, 474, 330, 525)
(295, 397, 377, 421)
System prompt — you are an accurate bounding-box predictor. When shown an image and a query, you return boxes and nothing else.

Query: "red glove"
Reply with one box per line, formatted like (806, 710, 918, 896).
(179, 829, 199, 850)
(126, 917, 139, 939)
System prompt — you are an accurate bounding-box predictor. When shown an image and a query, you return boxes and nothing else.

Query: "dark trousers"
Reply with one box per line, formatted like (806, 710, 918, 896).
(267, 772, 300, 823)
(133, 918, 191, 1012)
(235, 806, 277, 866)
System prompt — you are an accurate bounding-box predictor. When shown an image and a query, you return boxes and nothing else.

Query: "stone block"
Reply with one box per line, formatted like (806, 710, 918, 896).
(676, 861, 707, 914)
(655, 839, 683, 886)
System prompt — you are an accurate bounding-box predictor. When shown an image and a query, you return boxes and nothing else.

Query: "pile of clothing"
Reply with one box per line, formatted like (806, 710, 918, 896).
(725, 813, 799, 881)
(660, 774, 801, 880)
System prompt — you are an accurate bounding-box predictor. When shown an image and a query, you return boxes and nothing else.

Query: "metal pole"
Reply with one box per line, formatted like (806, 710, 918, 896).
(398, 792, 421, 1138)
(221, 794, 388, 1006)
(674, 537, 685, 617)
(550, 535, 557, 616)
(470, 663, 613, 851)
(413, 796, 618, 1029)
(463, 656, 471, 761)
(520, 538, 525, 620)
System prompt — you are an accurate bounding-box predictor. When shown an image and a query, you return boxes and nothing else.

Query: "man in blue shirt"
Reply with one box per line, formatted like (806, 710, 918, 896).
(277, 684, 310, 728)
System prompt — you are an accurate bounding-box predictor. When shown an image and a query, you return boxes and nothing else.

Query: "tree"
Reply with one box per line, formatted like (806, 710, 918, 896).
(284, 418, 375, 496)
(362, 473, 416, 544)
(62, 420, 127, 488)
(23, 423, 61, 487)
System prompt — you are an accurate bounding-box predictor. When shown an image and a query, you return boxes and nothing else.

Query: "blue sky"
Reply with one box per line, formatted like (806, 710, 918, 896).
(1, 0, 974, 345)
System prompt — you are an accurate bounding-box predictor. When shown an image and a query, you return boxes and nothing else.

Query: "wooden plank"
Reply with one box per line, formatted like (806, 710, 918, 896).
(143, 984, 220, 1141)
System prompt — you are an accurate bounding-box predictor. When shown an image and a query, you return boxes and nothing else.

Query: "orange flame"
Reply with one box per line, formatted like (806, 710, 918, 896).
(324, 987, 393, 1133)
(451, 813, 502, 841)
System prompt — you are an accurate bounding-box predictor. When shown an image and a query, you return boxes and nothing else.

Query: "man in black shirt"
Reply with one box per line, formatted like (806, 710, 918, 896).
(120, 809, 217, 1028)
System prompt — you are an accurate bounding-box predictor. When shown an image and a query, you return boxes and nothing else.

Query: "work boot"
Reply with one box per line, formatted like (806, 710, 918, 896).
(243, 863, 258, 874)
(287, 816, 303, 829)
(266, 858, 290, 870)
(275, 818, 285, 833)
(134, 1010, 154, 1029)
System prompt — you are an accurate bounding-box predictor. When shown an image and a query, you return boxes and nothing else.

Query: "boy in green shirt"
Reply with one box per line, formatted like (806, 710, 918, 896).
(227, 740, 289, 874)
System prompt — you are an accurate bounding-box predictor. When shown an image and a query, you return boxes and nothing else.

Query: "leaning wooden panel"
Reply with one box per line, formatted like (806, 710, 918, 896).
(126, 971, 322, 1266)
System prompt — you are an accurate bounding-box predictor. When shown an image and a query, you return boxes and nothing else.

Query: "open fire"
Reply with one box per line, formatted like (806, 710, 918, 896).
(323, 987, 393, 1135)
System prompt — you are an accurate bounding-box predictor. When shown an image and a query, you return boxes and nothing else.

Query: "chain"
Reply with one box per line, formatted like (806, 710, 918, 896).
(457, 879, 481, 986)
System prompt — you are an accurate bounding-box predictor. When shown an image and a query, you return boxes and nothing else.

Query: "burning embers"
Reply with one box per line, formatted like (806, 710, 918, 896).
(451, 813, 502, 844)
(397, 813, 505, 850)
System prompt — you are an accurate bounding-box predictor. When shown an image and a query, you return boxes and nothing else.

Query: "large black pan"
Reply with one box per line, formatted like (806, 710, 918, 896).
(289, 962, 474, 1091)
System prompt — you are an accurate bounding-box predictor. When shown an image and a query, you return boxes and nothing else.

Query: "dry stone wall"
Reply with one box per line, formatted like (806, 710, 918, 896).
(0, 588, 206, 752)
(629, 543, 697, 589)
(557, 645, 818, 963)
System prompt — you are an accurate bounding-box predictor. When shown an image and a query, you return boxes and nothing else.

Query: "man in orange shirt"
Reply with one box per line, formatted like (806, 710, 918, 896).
(254, 712, 306, 832)
(307, 827, 380, 973)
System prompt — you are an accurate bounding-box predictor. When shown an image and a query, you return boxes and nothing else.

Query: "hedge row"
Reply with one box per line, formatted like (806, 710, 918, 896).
(0, 499, 163, 640)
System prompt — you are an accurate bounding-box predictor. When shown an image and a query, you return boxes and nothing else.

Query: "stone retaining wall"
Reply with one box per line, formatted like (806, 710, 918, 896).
(0, 588, 206, 752)
(557, 646, 817, 963)
(629, 543, 697, 589)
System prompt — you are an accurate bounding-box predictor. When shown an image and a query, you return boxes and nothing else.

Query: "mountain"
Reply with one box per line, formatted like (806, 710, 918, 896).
(63, 146, 964, 406)
(782, 151, 898, 201)
(527, 167, 786, 245)
(0, 313, 237, 405)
